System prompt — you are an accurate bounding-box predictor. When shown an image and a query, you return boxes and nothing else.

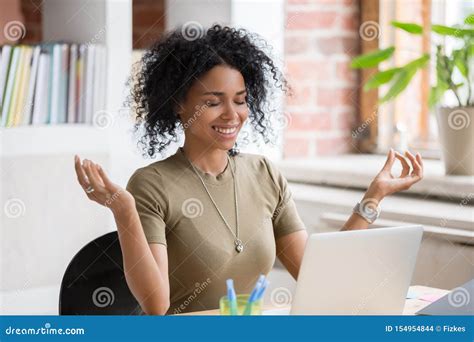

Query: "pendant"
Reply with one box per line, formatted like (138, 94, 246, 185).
(235, 239, 243, 253)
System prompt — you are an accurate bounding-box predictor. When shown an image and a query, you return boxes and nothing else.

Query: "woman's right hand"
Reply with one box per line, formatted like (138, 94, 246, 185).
(74, 155, 135, 214)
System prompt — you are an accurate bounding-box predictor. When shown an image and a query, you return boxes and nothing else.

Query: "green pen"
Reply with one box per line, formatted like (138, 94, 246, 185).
(226, 279, 238, 315)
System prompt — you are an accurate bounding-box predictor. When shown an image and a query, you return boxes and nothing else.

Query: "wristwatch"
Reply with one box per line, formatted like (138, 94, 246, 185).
(353, 201, 381, 224)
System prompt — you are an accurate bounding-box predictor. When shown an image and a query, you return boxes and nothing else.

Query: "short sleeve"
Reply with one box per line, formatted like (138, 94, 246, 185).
(126, 167, 168, 246)
(262, 156, 307, 239)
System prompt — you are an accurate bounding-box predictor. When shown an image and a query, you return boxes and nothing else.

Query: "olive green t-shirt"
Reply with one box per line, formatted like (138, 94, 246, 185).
(126, 148, 306, 314)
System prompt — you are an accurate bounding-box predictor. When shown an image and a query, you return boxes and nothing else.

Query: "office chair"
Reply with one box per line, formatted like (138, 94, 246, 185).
(59, 231, 143, 315)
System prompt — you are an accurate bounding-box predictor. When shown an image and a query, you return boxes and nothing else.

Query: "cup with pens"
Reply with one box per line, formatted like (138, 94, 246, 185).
(219, 274, 268, 315)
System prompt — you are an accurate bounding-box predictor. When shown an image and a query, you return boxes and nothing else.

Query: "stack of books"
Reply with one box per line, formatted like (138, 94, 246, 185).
(0, 43, 106, 128)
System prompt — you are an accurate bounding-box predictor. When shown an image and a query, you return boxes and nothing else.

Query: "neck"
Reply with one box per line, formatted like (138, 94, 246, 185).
(181, 142, 229, 176)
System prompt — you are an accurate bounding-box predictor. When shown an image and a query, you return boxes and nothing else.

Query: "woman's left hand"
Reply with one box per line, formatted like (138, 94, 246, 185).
(365, 149, 424, 202)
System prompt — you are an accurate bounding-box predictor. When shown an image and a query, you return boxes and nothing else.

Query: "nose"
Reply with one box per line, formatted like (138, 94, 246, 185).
(220, 100, 240, 120)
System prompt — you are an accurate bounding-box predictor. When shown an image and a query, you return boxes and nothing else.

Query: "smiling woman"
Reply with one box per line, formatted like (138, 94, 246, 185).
(129, 24, 286, 158)
(74, 23, 424, 316)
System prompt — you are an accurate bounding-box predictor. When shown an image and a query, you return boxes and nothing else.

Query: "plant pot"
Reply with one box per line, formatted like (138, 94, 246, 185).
(436, 106, 474, 176)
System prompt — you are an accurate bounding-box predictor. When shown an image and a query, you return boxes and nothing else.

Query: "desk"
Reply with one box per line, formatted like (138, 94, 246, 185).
(177, 285, 449, 315)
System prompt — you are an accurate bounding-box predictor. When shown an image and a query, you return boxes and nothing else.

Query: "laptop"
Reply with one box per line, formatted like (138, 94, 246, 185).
(288, 225, 423, 315)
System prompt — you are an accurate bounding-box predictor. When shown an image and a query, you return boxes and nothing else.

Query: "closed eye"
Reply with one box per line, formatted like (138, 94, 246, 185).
(205, 100, 220, 107)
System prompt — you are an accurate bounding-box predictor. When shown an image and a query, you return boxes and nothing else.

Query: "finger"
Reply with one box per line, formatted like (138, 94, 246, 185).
(394, 151, 410, 177)
(89, 161, 105, 188)
(416, 152, 424, 170)
(382, 148, 395, 171)
(83, 160, 103, 192)
(74, 155, 90, 187)
(97, 164, 115, 189)
(405, 151, 422, 177)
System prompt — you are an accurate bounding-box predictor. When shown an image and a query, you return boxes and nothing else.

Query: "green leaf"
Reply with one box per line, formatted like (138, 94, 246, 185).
(351, 47, 395, 69)
(465, 14, 474, 26)
(364, 67, 402, 91)
(435, 45, 453, 86)
(379, 55, 429, 103)
(453, 49, 468, 77)
(380, 68, 417, 103)
(432, 24, 474, 37)
(467, 44, 474, 57)
(391, 21, 423, 34)
(405, 53, 430, 69)
(429, 83, 449, 108)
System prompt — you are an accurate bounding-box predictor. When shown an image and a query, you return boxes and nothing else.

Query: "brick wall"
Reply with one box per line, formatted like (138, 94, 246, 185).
(15, 0, 359, 158)
(132, 0, 165, 49)
(283, 0, 360, 158)
(20, 0, 42, 44)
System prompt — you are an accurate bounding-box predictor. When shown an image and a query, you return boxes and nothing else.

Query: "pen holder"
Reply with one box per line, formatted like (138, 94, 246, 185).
(219, 294, 263, 315)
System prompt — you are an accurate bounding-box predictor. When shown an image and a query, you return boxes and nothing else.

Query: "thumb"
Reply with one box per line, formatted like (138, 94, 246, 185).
(382, 148, 395, 171)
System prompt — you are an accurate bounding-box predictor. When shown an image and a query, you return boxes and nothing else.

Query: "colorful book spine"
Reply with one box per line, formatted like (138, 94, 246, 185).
(0, 42, 106, 128)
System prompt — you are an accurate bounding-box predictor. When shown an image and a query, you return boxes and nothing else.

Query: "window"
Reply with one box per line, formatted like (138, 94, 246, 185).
(363, 0, 472, 158)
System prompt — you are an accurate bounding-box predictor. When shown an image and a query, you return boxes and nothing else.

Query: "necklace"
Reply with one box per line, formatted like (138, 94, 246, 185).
(180, 148, 243, 253)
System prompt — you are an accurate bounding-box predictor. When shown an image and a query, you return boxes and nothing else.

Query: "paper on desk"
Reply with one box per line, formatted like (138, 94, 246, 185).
(405, 289, 418, 299)
(262, 308, 290, 315)
(419, 294, 445, 303)
(406, 286, 450, 302)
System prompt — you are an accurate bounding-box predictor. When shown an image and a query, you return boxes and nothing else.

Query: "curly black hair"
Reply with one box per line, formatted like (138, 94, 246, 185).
(128, 24, 289, 158)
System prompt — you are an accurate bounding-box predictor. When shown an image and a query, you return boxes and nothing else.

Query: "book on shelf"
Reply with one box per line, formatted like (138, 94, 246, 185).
(0, 42, 106, 128)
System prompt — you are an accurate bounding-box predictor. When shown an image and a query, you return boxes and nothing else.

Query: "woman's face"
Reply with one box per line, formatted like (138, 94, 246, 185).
(177, 65, 249, 151)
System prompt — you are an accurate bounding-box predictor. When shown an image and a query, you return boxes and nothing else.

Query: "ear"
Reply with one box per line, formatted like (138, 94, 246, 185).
(173, 103, 185, 120)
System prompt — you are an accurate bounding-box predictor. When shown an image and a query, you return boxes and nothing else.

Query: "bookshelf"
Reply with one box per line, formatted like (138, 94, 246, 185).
(1, 0, 133, 314)
(1, 0, 286, 315)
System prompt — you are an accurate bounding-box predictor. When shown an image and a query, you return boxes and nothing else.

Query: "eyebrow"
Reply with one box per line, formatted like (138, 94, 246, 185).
(201, 90, 247, 96)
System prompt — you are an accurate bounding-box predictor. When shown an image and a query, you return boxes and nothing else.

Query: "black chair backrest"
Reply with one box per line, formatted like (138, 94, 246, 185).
(59, 231, 143, 315)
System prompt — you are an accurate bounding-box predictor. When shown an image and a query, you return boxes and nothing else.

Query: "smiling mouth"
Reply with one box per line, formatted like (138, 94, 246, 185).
(212, 126, 238, 134)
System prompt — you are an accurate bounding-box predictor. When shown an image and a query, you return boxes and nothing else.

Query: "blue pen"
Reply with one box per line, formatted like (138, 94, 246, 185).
(254, 278, 268, 301)
(226, 279, 238, 315)
(243, 274, 265, 315)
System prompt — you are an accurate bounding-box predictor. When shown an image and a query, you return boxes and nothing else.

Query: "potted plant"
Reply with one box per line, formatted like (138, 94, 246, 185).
(351, 15, 474, 176)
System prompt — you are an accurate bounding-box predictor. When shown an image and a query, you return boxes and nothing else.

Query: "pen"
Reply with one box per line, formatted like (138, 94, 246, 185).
(243, 274, 265, 315)
(226, 279, 238, 315)
(255, 278, 268, 301)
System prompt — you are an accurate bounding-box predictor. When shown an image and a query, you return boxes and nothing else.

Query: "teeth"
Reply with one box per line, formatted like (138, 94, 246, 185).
(213, 126, 237, 134)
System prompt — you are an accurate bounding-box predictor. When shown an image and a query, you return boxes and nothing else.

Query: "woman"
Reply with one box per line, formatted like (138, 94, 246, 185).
(74, 25, 423, 315)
